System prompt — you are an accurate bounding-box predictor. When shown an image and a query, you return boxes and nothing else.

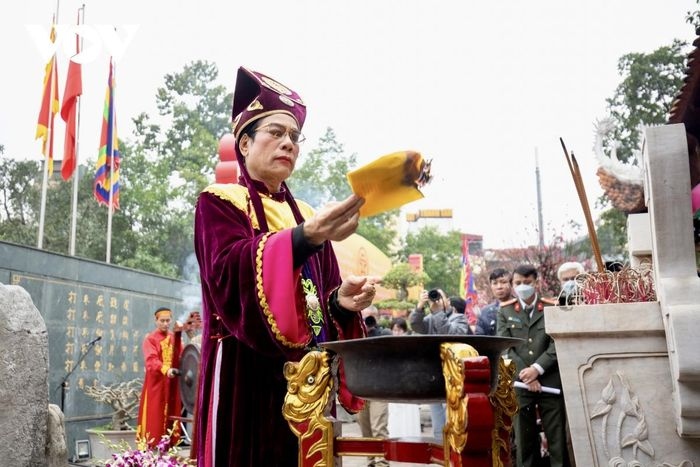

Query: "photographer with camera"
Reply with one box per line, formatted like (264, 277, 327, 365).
(409, 288, 470, 441)
(410, 288, 471, 336)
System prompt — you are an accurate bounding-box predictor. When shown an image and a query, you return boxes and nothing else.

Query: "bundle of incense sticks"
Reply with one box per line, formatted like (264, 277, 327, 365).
(560, 138, 605, 272)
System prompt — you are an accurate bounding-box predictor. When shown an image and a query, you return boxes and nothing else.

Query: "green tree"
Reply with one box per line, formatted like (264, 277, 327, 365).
(114, 60, 232, 277)
(0, 149, 121, 259)
(596, 40, 688, 260)
(63, 166, 135, 265)
(356, 209, 400, 255)
(603, 40, 687, 163)
(686, 1, 700, 34)
(288, 127, 355, 207)
(396, 225, 462, 296)
(0, 151, 41, 245)
(595, 208, 628, 263)
(381, 262, 429, 300)
(157, 60, 232, 207)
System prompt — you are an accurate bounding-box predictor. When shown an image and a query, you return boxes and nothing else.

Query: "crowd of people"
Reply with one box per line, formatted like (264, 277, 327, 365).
(353, 260, 583, 467)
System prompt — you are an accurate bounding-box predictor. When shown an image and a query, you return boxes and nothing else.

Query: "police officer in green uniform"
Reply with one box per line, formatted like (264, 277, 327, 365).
(497, 264, 570, 467)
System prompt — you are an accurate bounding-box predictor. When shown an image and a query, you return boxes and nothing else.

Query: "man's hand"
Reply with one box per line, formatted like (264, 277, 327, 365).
(518, 366, 541, 392)
(337, 275, 381, 312)
(417, 290, 429, 310)
(303, 195, 365, 245)
(166, 368, 180, 379)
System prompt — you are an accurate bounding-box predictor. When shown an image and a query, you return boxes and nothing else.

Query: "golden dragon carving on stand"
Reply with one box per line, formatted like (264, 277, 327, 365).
(489, 358, 518, 467)
(441, 342, 479, 457)
(283, 350, 336, 467)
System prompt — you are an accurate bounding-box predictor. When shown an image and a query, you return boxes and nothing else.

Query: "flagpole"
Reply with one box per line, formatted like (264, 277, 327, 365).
(106, 60, 115, 264)
(68, 4, 85, 256)
(37, 134, 50, 249)
(37, 8, 59, 249)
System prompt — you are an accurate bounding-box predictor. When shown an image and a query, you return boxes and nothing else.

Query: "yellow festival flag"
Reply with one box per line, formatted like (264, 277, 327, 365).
(347, 150, 432, 217)
(36, 21, 60, 176)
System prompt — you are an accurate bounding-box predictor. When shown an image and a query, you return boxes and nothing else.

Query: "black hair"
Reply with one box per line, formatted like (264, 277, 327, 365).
(239, 119, 262, 146)
(364, 315, 378, 327)
(513, 264, 538, 279)
(154, 306, 171, 317)
(449, 297, 467, 314)
(489, 267, 510, 282)
(391, 317, 408, 332)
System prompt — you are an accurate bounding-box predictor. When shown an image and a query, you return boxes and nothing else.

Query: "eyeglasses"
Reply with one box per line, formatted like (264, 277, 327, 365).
(254, 123, 305, 144)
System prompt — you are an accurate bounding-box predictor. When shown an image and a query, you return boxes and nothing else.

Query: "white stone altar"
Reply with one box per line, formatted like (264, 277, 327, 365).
(546, 123, 700, 467)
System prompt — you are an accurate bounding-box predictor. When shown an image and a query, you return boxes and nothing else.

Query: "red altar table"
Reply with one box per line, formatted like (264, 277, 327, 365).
(283, 342, 517, 467)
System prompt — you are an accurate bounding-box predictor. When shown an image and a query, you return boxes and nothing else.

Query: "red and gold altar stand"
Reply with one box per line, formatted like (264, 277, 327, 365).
(283, 341, 518, 467)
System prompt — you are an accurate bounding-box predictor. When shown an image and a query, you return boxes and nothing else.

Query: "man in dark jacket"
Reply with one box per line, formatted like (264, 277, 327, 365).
(475, 268, 513, 335)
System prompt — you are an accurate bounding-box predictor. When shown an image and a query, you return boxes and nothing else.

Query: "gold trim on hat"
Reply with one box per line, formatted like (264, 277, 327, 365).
(258, 76, 304, 105)
(247, 99, 264, 111)
(278, 95, 295, 108)
(260, 76, 292, 95)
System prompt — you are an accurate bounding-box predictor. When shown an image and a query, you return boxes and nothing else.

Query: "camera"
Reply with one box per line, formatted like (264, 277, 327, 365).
(427, 289, 440, 301)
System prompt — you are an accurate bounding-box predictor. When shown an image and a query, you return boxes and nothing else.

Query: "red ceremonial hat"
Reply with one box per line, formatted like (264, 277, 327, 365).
(231, 67, 306, 138)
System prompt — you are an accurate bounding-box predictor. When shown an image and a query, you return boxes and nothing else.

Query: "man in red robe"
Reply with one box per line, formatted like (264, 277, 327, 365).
(194, 67, 378, 467)
(136, 307, 183, 447)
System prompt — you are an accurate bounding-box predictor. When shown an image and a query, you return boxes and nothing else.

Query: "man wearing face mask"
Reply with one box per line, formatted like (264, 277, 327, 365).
(556, 261, 585, 306)
(497, 264, 570, 467)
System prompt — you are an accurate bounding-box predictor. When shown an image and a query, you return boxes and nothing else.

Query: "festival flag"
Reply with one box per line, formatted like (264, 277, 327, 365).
(460, 234, 480, 325)
(36, 21, 59, 176)
(94, 59, 120, 210)
(60, 58, 82, 180)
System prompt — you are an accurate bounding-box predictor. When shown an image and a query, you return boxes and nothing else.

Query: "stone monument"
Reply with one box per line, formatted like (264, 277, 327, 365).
(0, 282, 51, 466)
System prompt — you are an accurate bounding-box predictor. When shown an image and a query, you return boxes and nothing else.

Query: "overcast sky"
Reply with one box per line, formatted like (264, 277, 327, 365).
(1, 0, 696, 250)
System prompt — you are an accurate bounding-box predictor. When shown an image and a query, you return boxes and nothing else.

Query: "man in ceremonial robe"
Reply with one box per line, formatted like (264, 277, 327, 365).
(136, 307, 183, 447)
(194, 66, 378, 467)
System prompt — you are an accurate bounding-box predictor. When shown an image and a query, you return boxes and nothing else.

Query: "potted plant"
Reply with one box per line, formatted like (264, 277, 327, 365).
(83, 379, 142, 461)
(82, 379, 193, 465)
(101, 429, 194, 467)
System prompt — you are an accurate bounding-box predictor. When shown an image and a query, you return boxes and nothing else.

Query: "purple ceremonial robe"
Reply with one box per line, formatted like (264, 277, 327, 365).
(194, 185, 364, 467)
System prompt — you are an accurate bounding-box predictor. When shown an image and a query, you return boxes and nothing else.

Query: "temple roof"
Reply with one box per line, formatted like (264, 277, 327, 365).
(668, 37, 700, 135)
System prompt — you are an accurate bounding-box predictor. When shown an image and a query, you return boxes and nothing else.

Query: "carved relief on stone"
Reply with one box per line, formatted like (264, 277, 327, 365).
(588, 369, 693, 467)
